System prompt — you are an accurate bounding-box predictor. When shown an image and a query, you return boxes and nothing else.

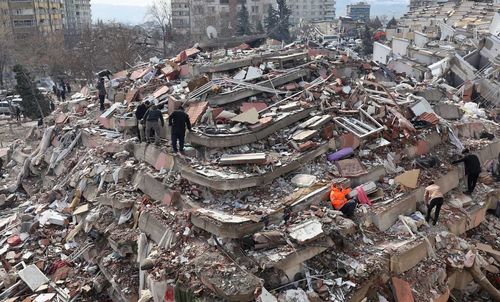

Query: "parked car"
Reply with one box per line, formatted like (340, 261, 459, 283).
(0, 101, 11, 115)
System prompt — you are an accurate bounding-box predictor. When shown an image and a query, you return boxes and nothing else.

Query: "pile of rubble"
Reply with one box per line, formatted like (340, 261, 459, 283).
(0, 28, 499, 302)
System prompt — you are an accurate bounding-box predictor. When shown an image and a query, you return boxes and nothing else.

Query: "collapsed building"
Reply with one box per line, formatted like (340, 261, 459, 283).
(0, 21, 499, 302)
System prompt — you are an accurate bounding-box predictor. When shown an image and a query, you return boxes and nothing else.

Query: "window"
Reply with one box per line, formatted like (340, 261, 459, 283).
(220, 0, 229, 4)
(13, 19, 34, 27)
(208, 6, 215, 13)
(251, 6, 259, 13)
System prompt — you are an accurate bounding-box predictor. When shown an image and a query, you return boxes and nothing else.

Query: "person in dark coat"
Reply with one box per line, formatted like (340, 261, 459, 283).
(452, 148, 481, 195)
(66, 81, 72, 94)
(135, 101, 150, 142)
(168, 106, 191, 153)
(60, 80, 66, 101)
(0, 157, 4, 178)
(143, 105, 164, 145)
(96, 78, 106, 111)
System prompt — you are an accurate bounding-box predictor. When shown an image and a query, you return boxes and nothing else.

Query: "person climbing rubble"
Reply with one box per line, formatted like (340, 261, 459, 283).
(143, 104, 164, 145)
(135, 100, 150, 143)
(424, 181, 444, 225)
(330, 184, 356, 217)
(168, 106, 191, 154)
(452, 148, 481, 195)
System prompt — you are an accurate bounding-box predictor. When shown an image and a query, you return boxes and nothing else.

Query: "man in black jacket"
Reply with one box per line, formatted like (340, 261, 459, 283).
(135, 101, 150, 142)
(96, 78, 106, 111)
(143, 105, 164, 145)
(452, 148, 481, 195)
(168, 106, 191, 153)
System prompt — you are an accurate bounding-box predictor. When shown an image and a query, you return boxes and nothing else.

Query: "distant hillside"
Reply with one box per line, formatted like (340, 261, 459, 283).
(91, 3, 148, 25)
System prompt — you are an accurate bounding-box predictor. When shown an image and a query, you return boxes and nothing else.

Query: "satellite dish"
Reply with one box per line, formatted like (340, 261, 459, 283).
(206, 26, 218, 39)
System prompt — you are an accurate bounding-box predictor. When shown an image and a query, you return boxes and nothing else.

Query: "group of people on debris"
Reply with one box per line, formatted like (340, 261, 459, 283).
(95, 75, 192, 154)
(52, 79, 71, 102)
(134, 100, 192, 153)
(330, 148, 484, 226)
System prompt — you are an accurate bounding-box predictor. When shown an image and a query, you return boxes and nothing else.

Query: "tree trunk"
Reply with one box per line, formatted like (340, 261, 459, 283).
(467, 261, 500, 301)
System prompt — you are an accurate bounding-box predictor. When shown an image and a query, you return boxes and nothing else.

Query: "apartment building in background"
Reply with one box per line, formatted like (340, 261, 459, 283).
(1, 0, 90, 39)
(171, 0, 274, 40)
(0, 1, 10, 33)
(171, 0, 337, 40)
(289, 0, 336, 25)
(64, 0, 92, 37)
(346, 2, 370, 23)
(6, 0, 65, 37)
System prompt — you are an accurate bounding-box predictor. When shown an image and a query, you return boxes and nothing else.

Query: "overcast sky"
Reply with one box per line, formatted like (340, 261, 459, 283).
(91, 0, 153, 6)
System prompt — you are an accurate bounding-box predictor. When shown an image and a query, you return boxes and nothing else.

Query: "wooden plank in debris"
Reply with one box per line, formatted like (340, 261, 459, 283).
(153, 86, 169, 99)
(231, 107, 259, 124)
(278, 101, 301, 112)
(125, 89, 139, 103)
(55, 113, 69, 124)
(298, 116, 322, 129)
(394, 169, 420, 189)
(476, 243, 500, 257)
(391, 277, 415, 302)
(185, 101, 208, 125)
(335, 158, 367, 178)
(308, 115, 331, 130)
(292, 129, 318, 142)
(219, 153, 267, 165)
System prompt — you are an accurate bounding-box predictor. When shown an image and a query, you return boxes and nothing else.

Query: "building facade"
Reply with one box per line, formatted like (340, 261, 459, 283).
(64, 0, 91, 37)
(171, 0, 273, 41)
(346, 2, 370, 23)
(289, 0, 336, 25)
(0, 1, 10, 33)
(5, 0, 65, 37)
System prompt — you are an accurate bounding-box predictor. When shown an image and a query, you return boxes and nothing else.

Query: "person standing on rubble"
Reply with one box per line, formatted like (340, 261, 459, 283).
(135, 100, 150, 142)
(168, 106, 192, 154)
(424, 181, 444, 225)
(60, 79, 66, 101)
(143, 104, 164, 145)
(452, 148, 481, 195)
(0, 157, 3, 178)
(96, 78, 106, 112)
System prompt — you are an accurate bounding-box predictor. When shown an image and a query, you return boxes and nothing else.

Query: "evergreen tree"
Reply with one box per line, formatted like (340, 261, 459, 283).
(256, 20, 264, 34)
(236, 4, 252, 36)
(362, 25, 374, 55)
(264, 6, 278, 36)
(387, 17, 398, 28)
(275, 0, 291, 42)
(13, 65, 52, 119)
(370, 16, 383, 29)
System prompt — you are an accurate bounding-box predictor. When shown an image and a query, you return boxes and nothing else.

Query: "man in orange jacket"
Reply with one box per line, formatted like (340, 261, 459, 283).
(330, 185, 357, 217)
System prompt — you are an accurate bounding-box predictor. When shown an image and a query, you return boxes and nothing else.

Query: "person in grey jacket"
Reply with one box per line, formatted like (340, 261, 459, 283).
(143, 105, 164, 145)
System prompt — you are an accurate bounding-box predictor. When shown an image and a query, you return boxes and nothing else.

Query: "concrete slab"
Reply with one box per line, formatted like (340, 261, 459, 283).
(389, 236, 435, 274)
(219, 153, 267, 165)
(187, 108, 313, 148)
(191, 208, 264, 238)
(19, 264, 49, 291)
(288, 219, 323, 244)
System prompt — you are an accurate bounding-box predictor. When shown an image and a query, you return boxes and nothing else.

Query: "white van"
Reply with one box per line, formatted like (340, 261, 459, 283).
(0, 101, 11, 115)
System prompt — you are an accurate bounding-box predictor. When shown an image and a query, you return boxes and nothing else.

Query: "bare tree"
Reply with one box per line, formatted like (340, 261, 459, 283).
(148, 0, 172, 58)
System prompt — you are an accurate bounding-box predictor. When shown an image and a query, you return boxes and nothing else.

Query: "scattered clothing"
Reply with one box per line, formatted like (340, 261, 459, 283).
(356, 186, 372, 206)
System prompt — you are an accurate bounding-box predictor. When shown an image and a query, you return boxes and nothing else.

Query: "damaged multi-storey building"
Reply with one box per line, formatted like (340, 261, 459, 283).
(0, 3, 500, 301)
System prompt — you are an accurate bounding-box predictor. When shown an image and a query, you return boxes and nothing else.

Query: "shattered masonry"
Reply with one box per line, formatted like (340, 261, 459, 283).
(1, 11, 500, 302)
